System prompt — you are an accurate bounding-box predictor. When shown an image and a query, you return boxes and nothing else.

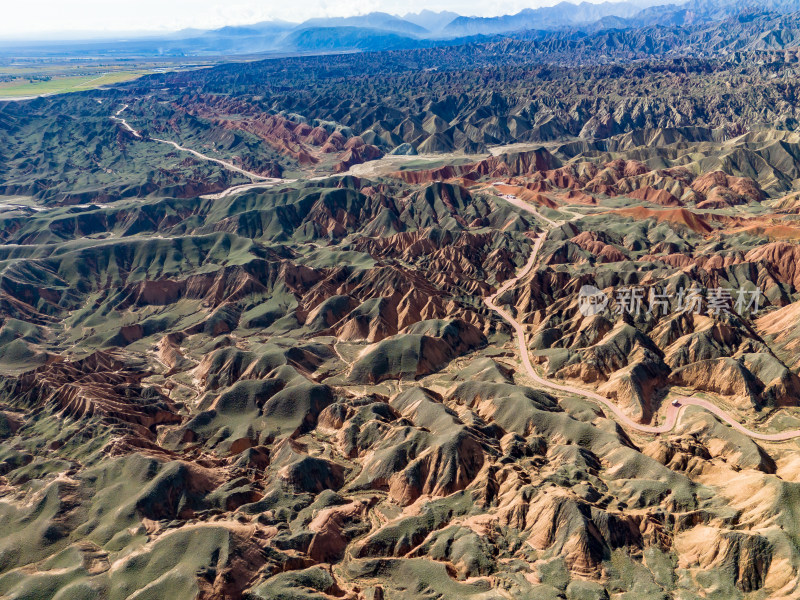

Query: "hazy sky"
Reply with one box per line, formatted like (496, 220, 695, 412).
(0, 0, 619, 38)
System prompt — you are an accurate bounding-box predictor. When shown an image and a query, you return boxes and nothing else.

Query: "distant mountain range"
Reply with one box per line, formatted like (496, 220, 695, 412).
(3, 0, 800, 57)
(440, 1, 655, 37)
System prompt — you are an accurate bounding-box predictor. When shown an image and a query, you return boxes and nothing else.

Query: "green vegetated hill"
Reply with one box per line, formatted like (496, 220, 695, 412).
(0, 95, 291, 203)
(5, 8, 800, 600)
(9, 52, 800, 206)
(1, 163, 800, 598)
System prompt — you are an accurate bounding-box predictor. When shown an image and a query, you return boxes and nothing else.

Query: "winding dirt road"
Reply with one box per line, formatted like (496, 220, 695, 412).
(103, 110, 800, 443)
(111, 104, 141, 138)
(110, 105, 287, 188)
(149, 137, 281, 183)
(487, 195, 800, 442)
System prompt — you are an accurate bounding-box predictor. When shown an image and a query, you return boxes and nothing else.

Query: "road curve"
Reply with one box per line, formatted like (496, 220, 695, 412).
(110, 105, 287, 186)
(149, 137, 281, 183)
(110, 104, 142, 138)
(486, 195, 800, 442)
